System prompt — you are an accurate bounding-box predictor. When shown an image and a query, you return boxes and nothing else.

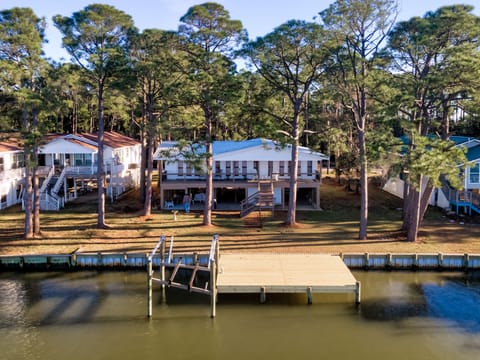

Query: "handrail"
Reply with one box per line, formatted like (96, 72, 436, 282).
(40, 166, 55, 193)
(52, 168, 67, 195)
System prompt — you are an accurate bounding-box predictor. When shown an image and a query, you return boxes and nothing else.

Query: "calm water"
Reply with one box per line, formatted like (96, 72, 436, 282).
(1, 270, 480, 360)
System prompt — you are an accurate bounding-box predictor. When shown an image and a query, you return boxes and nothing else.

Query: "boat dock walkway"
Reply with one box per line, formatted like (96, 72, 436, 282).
(216, 253, 360, 304)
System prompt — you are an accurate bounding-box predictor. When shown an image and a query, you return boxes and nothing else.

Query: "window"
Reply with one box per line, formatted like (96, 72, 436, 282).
(470, 163, 480, 184)
(297, 161, 302, 176)
(233, 161, 240, 176)
(215, 161, 221, 176)
(307, 161, 313, 176)
(279, 161, 285, 176)
(178, 160, 184, 176)
(242, 161, 247, 176)
(0, 157, 3, 172)
(226, 161, 231, 176)
(186, 162, 192, 176)
(12, 153, 25, 169)
(268, 161, 273, 176)
(74, 154, 83, 166)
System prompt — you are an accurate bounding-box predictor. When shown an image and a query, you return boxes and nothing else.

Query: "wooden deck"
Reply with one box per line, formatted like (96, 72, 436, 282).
(216, 253, 360, 304)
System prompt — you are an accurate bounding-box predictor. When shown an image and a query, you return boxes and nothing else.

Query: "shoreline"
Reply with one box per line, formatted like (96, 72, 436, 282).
(2, 251, 480, 271)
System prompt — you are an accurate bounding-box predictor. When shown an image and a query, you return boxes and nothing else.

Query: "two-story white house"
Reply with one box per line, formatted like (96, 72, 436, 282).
(0, 140, 25, 210)
(37, 131, 141, 210)
(153, 138, 328, 212)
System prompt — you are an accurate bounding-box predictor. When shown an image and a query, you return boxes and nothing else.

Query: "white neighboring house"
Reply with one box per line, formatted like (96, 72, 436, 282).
(37, 131, 141, 210)
(153, 138, 328, 215)
(0, 140, 25, 210)
(383, 136, 480, 213)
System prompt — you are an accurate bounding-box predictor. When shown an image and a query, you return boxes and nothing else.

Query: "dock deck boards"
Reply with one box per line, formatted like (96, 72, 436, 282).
(216, 253, 359, 296)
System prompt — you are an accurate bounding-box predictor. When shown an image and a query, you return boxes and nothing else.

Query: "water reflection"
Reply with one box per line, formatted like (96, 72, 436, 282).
(0, 271, 480, 360)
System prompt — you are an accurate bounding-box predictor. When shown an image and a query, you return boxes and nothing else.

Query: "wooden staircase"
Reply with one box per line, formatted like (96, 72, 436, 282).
(240, 181, 274, 218)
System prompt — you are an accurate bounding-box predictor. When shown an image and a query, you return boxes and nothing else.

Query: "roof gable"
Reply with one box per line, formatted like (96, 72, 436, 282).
(0, 141, 22, 153)
(39, 138, 97, 154)
(80, 131, 140, 149)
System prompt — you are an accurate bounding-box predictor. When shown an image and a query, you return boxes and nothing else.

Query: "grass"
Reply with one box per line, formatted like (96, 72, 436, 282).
(1, 178, 480, 256)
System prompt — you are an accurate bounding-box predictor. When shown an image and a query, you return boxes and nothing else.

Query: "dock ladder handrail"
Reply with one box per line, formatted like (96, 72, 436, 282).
(147, 234, 219, 319)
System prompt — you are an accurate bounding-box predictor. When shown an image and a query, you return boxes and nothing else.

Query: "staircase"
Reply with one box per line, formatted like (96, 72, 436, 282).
(443, 184, 480, 216)
(240, 181, 274, 218)
(39, 167, 66, 211)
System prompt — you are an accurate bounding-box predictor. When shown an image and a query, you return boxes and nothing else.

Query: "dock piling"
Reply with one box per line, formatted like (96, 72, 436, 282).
(307, 287, 313, 305)
(355, 281, 361, 304)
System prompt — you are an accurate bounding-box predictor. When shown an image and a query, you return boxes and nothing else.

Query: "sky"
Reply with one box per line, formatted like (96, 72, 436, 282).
(2, 0, 479, 62)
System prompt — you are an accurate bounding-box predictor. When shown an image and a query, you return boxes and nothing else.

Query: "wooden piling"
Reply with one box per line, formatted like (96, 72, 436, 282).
(147, 257, 153, 318)
(355, 281, 361, 304)
(307, 287, 313, 305)
(160, 239, 166, 303)
(210, 259, 217, 318)
(260, 286, 266, 304)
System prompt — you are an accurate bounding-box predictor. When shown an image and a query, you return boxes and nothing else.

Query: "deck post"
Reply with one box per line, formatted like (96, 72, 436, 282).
(210, 259, 217, 318)
(147, 257, 153, 318)
(160, 239, 166, 303)
(215, 235, 220, 278)
(307, 287, 313, 305)
(260, 286, 266, 304)
(355, 281, 361, 304)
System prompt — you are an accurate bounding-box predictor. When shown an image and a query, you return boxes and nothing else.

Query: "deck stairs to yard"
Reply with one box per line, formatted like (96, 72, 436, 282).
(442, 183, 480, 215)
(240, 181, 274, 218)
(39, 166, 63, 210)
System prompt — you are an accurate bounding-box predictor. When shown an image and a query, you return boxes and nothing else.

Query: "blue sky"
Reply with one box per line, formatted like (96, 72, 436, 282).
(2, 0, 479, 62)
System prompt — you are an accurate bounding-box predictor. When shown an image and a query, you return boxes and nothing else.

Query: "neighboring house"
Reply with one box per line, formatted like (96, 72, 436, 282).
(0, 141, 25, 210)
(153, 138, 328, 215)
(383, 136, 480, 213)
(37, 131, 141, 210)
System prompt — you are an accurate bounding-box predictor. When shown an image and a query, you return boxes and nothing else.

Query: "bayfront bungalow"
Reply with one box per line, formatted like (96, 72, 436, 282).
(153, 138, 328, 213)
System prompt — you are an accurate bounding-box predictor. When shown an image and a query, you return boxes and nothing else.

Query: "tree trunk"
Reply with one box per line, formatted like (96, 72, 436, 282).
(406, 180, 422, 242)
(204, 141, 213, 226)
(358, 127, 368, 240)
(203, 108, 213, 226)
(32, 108, 40, 236)
(139, 91, 147, 203)
(97, 83, 106, 228)
(143, 122, 155, 216)
(24, 166, 33, 239)
(33, 166, 40, 235)
(286, 116, 301, 226)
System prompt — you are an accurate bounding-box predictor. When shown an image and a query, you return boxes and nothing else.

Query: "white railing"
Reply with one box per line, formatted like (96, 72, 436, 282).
(65, 166, 96, 176)
(40, 166, 55, 193)
(40, 193, 60, 211)
(0, 167, 25, 182)
(52, 168, 67, 195)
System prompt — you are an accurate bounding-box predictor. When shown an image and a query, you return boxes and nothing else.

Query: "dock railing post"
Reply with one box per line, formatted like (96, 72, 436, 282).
(215, 234, 220, 278)
(147, 255, 153, 318)
(210, 259, 217, 318)
(160, 237, 166, 303)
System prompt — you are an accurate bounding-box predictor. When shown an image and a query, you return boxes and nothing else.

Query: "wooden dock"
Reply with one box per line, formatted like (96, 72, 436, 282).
(216, 253, 360, 304)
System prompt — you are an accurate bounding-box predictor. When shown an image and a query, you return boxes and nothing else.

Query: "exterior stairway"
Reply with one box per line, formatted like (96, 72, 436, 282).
(240, 181, 274, 218)
(441, 183, 480, 215)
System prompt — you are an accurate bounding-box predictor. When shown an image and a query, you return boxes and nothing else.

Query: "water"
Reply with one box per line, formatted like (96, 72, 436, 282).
(1, 271, 480, 360)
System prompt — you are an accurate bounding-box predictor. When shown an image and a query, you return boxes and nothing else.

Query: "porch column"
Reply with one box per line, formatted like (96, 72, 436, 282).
(316, 184, 320, 209)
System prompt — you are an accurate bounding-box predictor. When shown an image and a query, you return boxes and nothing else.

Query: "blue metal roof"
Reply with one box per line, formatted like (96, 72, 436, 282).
(156, 138, 327, 159)
(466, 144, 480, 162)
